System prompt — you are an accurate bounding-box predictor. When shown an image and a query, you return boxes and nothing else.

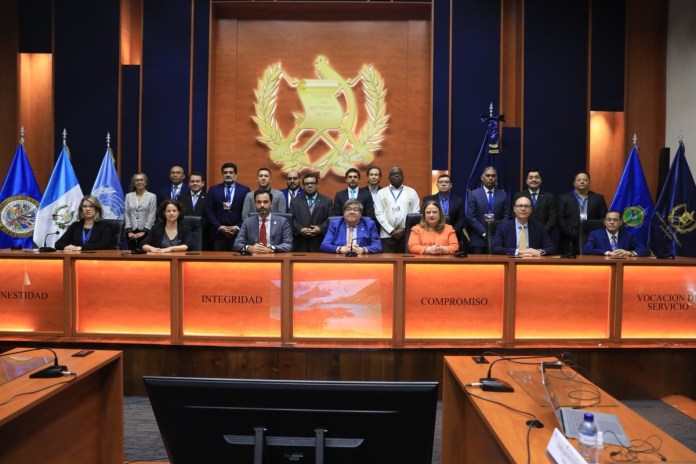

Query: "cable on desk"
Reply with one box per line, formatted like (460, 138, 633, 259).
(0, 378, 75, 406)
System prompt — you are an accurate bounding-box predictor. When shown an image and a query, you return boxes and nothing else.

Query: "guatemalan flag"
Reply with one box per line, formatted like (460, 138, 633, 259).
(91, 146, 124, 220)
(32, 143, 84, 249)
(0, 143, 42, 249)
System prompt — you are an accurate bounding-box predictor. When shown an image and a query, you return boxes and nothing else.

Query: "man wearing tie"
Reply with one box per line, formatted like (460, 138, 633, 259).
(234, 191, 293, 253)
(582, 210, 649, 257)
(320, 199, 382, 254)
(490, 194, 556, 256)
(157, 165, 189, 205)
(280, 170, 303, 214)
(466, 166, 511, 254)
(290, 174, 332, 252)
(205, 162, 250, 251)
(514, 169, 557, 234)
(423, 174, 467, 248)
(332, 168, 375, 219)
(179, 171, 206, 217)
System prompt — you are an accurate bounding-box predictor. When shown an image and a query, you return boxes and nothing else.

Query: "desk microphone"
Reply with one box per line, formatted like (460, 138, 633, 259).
(344, 238, 358, 257)
(39, 231, 60, 252)
(471, 352, 570, 393)
(1, 347, 71, 378)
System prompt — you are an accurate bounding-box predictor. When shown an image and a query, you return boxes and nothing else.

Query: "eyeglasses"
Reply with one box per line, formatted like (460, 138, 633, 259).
(514, 204, 532, 209)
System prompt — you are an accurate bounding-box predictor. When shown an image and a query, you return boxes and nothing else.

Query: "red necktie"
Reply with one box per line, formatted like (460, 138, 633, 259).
(260, 219, 267, 246)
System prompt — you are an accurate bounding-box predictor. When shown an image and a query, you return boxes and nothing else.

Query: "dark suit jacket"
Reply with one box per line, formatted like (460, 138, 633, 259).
(141, 221, 195, 250)
(281, 187, 304, 214)
(55, 220, 114, 250)
(319, 217, 383, 254)
(157, 183, 190, 205)
(466, 188, 512, 248)
(290, 192, 333, 251)
(423, 193, 466, 238)
(205, 182, 251, 233)
(490, 218, 556, 255)
(332, 188, 375, 219)
(557, 190, 607, 254)
(582, 229, 650, 256)
(514, 190, 557, 232)
(178, 190, 207, 217)
(233, 214, 293, 252)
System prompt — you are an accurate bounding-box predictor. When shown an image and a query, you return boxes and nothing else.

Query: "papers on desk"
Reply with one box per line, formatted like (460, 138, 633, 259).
(546, 428, 586, 464)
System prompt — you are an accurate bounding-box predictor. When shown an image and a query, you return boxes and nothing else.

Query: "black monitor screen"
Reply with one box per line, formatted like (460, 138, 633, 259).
(143, 376, 438, 464)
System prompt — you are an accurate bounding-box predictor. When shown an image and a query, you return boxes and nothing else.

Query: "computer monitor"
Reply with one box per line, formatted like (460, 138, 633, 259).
(143, 376, 438, 464)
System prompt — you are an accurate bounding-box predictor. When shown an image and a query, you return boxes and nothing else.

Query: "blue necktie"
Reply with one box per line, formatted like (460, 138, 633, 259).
(531, 192, 538, 206)
(225, 186, 231, 202)
(610, 235, 617, 251)
(487, 191, 494, 211)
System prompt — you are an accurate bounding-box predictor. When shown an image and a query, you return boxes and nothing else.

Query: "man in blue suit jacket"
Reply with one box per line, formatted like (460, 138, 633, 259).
(466, 167, 511, 253)
(490, 194, 556, 256)
(205, 162, 251, 251)
(320, 199, 382, 254)
(582, 210, 649, 257)
(233, 190, 293, 253)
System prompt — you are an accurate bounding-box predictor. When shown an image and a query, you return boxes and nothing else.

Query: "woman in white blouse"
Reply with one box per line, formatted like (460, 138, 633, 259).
(124, 172, 157, 249)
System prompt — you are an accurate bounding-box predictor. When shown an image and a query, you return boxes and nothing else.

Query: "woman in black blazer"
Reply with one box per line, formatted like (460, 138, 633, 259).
(55, 195, 114, 251)
(141, 199, 194, 252)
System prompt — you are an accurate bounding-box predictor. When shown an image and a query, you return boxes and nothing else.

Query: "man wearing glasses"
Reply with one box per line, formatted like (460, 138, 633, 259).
(582, 210, 649, 257)
(490, 194, 555, 256)
(290, 174, 332, 252)
(320, 200, 382, 255)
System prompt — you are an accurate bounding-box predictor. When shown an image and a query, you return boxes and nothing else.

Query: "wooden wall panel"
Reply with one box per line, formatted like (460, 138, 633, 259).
(0, 0, 19, 178)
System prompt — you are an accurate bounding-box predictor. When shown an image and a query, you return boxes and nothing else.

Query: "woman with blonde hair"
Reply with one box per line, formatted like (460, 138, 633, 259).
(407, 200, 459, 255)
(55, 195, 114, 251)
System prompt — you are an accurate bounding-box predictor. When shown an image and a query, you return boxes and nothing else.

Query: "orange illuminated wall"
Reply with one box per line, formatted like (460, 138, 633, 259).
(0, 259, 63, 333)
(621, 266, 696, 338)
(515, 264, 612, 339)
(589, 111, 625, 202)
(181, 261, 282, 338)
(75, 260, 171, 335)
(404, 263, 505, 339)
(292, 262, 393, 339)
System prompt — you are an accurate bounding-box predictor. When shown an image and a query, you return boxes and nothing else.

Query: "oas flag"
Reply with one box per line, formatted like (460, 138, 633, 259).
(0, 144, 42, 249)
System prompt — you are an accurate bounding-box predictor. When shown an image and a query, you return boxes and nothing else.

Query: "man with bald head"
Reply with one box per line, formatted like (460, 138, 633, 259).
(374, 166, 420, 253)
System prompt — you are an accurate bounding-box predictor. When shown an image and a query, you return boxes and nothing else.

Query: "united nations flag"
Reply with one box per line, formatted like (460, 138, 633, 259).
(648, 139, 696, 257)
(0, 143, 42, 249)
(91, 145, 124, 220)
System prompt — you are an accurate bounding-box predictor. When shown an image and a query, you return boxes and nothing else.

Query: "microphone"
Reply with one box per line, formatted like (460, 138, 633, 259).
(39, 231, 60, 252)
(474, 352, 570, 393)
(562, 234, 576, 259)
(344, 237, 358, 257)
(3, 347, 71, 378)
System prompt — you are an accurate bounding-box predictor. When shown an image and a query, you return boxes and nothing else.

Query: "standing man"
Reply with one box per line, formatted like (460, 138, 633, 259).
(241, 167, 287, 218)
(557, 171, 607, 256)
(490, 194, 556, 256)
(157, 165, 189, 205)
(514, 169, 557, 234)
(332, 168, 375, 220)
(205, 162, 250, 251)
(234, 191, 293, 253)
(280, 170, 303, 214)
(466, 166, 511, 254)
(582, 210, 649, 257)
(423, 174, 467, 249)
(365, 166, 383, 202)
(291, 174, 332, 252)
(179, 171, 206, 217)
(374, 166, 420, 253)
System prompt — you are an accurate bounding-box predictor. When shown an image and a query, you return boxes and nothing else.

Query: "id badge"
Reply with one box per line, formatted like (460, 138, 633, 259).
(223, 202, 231, 211)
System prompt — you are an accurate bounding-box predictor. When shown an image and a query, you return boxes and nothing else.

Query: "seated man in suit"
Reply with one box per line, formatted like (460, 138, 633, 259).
(490, 194, 556, 257)
(233, 191, 293, 253)
(320, 199, 382, 255)
(582, 210, 649, 257)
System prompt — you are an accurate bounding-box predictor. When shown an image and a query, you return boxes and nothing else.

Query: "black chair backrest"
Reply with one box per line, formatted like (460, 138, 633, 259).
(182, 216, 202, 251)
(102, 219, 125, 250)
(578, 219, 605, 255)
(404, 213, 423, 253)
(486, 220, 504, 254)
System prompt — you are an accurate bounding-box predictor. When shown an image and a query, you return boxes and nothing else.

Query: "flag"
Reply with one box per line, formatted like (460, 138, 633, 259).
(608, 145, 654, 245)
(465, 108, 505, 212)
(648, 140, 696, 257)
(33, 145, 84, 249)
(0, 144, 42, 249)
(91, 147, 124, 219)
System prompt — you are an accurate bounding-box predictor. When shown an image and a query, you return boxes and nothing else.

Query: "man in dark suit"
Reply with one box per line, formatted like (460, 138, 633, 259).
(157, 165, 189, 205)
(205, 162, 251, 251)
(332, 168, 375, 220)
(514, 169, 557, 233)
(320, 199, 382, 254)
(178, 171, 208, 249)
(291, 174, 333, 252)
(557, 171, 608, 255)
(423, 174, 467, 248)
(365, 166, 383, 202)
(466, 166, 511, 254)
(280, 170, 303, 214)
(490, 194, 556, 256)
(233, 190, 293, 253)
(582, 210, 649, 257)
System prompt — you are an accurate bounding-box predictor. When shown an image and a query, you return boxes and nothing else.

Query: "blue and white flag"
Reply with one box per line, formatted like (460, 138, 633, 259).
(0, 144, 42, 249)
(91, 148, 124, 219)
(609, 145, 654, 244)
(648, 139, 696, 257)
(32, 145, 84, 248)
(465, 106, 505, 212)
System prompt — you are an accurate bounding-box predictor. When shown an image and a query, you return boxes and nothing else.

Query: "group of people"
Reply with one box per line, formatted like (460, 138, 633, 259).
(53, 162, 651, 258)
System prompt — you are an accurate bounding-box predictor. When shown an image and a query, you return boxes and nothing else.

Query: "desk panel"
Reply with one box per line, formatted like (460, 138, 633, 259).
(181, 261, 282, 337)
(292, 262, 393, 339)
(404, 263, 505, 339)
(0, 259, 64, 333)
(622, 265, 696, 338)
(75, 259, 171, 335)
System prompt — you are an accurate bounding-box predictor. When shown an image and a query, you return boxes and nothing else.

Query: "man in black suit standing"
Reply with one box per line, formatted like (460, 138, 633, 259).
(157, 165, 189, 205)
(290, 174, 333, 252)
(205, 162, 251, 251)
(179, 171, 207, 249)
(365, 166, 383, 202)
(423, 174, 467, 249)
(557, 171, 607, 255)
(514, 169, 557, 234)
(280, 170, 303, 214)
(466, 166, 511, 254)
(332, 168, 375, 220)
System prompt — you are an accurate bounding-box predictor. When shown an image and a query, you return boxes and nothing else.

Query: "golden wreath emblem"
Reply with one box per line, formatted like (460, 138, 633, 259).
(252, 56, 390, 177)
